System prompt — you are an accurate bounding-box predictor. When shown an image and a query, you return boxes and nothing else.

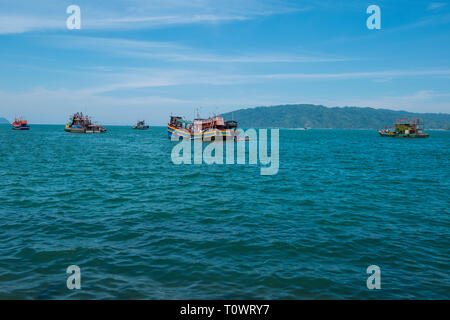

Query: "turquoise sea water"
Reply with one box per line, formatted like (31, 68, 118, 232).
(0, 125, 448, 299)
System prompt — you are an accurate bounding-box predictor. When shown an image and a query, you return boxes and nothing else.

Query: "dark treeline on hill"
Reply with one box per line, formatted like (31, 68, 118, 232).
(221, 104, 450, 129)
(0, 117, 10, 124)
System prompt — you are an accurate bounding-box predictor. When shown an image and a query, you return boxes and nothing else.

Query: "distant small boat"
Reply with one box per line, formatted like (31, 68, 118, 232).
(11, 117, 30, 130)
(132, 120, 150, 130)
(378, 118, 429, 138)
(65, 112, 106, 133)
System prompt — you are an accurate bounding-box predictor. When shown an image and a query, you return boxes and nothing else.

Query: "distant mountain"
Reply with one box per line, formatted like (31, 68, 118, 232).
(0, 117, 10, 124)
(221, 104, 450, 129)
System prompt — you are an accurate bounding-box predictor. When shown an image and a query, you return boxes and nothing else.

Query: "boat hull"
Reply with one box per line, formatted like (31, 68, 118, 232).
(168, 125, 234, 141)
(12, 126, 30, 130)
(65, 127, 106, 134)
(378, 130, 429, 138)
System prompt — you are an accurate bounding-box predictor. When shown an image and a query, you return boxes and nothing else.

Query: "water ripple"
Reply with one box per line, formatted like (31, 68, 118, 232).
(0, 126, 449, 299)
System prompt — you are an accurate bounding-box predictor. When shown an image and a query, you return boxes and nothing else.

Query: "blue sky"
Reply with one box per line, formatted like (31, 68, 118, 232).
(0, 0, 449, 125)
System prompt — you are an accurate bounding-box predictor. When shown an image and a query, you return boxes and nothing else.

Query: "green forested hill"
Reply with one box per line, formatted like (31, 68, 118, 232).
(221, 104, 450, 129)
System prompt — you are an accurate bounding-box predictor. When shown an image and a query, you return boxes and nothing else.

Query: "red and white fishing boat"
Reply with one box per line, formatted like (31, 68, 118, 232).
(11, 117, 30, 130)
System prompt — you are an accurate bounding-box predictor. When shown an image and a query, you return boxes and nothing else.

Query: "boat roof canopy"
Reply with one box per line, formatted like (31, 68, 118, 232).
(176, 119, 192, 124)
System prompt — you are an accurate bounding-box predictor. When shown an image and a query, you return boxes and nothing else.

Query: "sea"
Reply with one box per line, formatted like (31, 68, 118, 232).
(0, 125, 448, 299)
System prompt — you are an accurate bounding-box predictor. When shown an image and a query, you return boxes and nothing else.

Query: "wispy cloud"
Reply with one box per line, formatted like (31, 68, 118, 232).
(0, 14, 250, 34)
(245, 69, 450, 81)
(2, 86, 449, 125)
(0, 0, 306, 34)
(427, 2, 447, 11)
(0, 15, 62, 34)
(131, 52, 350, 63)
(66, 68, 450, 95)
(86, 14, 250, 30)
(48, 35, 352, 64)
(53, 36, 180, 52)
(80, 68, 241, 94)
(0, 87, 192, 125)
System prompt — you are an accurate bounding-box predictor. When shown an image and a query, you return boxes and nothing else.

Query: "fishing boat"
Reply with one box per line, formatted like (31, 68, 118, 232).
(65, 112, 106, 133)
(132, 120, 150, 130)
(168, 115, 238, 141)
(378, 118, 429, 138)
(11, 117, 30, 130)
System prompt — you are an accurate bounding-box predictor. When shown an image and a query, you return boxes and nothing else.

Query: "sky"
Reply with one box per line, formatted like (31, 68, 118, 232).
(0, 0, 449, 125)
